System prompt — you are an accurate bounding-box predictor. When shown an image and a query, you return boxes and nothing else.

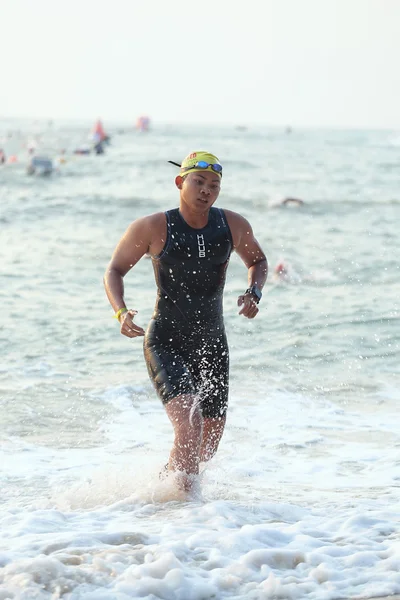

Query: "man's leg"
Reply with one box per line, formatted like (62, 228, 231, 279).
(200, 416, 226, 462)
(164, 394, 203, 480)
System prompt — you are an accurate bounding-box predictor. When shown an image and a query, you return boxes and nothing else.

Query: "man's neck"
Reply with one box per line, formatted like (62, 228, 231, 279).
(179, 204, 210, 229)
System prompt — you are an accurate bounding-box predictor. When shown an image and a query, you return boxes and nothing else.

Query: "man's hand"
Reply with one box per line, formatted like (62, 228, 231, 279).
(237, 293, 259, 319)
(119, 310, 145, 338)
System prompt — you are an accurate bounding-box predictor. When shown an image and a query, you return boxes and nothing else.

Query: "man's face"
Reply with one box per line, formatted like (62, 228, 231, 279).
(177, 171, 221, 213)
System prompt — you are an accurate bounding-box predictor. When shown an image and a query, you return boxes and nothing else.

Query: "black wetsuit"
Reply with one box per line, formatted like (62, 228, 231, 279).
(143, 207, 233, 418)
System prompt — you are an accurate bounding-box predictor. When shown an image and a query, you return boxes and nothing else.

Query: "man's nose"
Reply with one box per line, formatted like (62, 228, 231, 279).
(200, 186, 211, 195)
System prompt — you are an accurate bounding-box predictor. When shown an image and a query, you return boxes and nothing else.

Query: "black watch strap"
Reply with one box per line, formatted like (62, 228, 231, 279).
(245, 285, 262, 304)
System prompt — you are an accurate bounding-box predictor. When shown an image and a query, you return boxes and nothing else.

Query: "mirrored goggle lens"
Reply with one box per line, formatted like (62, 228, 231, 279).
(196, 161, 223, 173)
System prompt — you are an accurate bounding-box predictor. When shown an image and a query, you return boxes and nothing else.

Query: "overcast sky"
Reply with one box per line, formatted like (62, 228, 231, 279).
(1, 0, 400, 128)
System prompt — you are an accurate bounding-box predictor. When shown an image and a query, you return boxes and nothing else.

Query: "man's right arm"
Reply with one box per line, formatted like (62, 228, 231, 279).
(103, 216, 153, 334)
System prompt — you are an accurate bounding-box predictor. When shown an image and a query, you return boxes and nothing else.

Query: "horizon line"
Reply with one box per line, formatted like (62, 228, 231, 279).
(1, 114, 400, 132)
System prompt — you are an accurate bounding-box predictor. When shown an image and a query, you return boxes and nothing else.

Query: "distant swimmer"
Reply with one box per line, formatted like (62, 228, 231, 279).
(281, 197, 305, 207)
(104, 150, 268, 494)
(274, 262, 288, 279)
(268, 197, 305, 209)
(73, 145, 91, 155)
(273, 260, 301, 284)
(136, 115, 150, 132)
(27, 156, 54, 176)
(27, 140, 38, 155)
(0, 149, 5, 164)
(91, 119, 109, 144)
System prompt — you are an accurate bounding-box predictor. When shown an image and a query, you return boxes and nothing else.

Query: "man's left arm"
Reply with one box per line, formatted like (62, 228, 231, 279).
(226, 211, 268, 319)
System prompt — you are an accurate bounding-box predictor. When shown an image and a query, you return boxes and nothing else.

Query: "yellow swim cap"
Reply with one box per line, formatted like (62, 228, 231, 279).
(169, 151, 223, 178)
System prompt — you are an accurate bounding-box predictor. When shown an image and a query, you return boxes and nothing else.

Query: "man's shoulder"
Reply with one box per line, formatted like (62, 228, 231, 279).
(145, 211, 167, 224)
(220, 209, 249, 227)
(220, 208, 241, 218)
(124, 212, 166, 239)
(131, 211, 166, 228)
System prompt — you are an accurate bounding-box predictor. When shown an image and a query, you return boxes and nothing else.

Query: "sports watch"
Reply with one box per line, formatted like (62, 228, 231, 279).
(245, 285, 262, 304)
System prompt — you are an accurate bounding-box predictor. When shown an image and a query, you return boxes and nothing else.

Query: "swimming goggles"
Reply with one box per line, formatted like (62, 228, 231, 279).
(168, 160, 223, 175)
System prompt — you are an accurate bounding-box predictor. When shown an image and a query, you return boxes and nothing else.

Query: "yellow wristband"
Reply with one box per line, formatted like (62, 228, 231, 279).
(113, 307, 128, 320)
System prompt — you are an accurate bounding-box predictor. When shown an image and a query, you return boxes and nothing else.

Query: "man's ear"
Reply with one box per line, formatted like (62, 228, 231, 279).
(175, 175, 184, 189)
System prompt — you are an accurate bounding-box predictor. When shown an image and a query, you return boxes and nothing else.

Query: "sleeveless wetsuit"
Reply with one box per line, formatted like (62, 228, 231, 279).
(143, 207, 233, 418)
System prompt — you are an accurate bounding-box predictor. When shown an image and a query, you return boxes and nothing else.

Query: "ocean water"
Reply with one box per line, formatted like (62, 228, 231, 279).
(0, 119, 399, 600)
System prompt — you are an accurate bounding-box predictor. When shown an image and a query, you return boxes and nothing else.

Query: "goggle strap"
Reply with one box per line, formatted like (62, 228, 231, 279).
(168, 160, 222, 176)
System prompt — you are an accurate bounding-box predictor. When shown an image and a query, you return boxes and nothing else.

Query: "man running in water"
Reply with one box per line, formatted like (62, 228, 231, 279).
(104, 151, 268, 491)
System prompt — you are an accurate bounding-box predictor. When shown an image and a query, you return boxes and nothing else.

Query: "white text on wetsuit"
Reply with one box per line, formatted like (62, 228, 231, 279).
(197, 234, 206, 258)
